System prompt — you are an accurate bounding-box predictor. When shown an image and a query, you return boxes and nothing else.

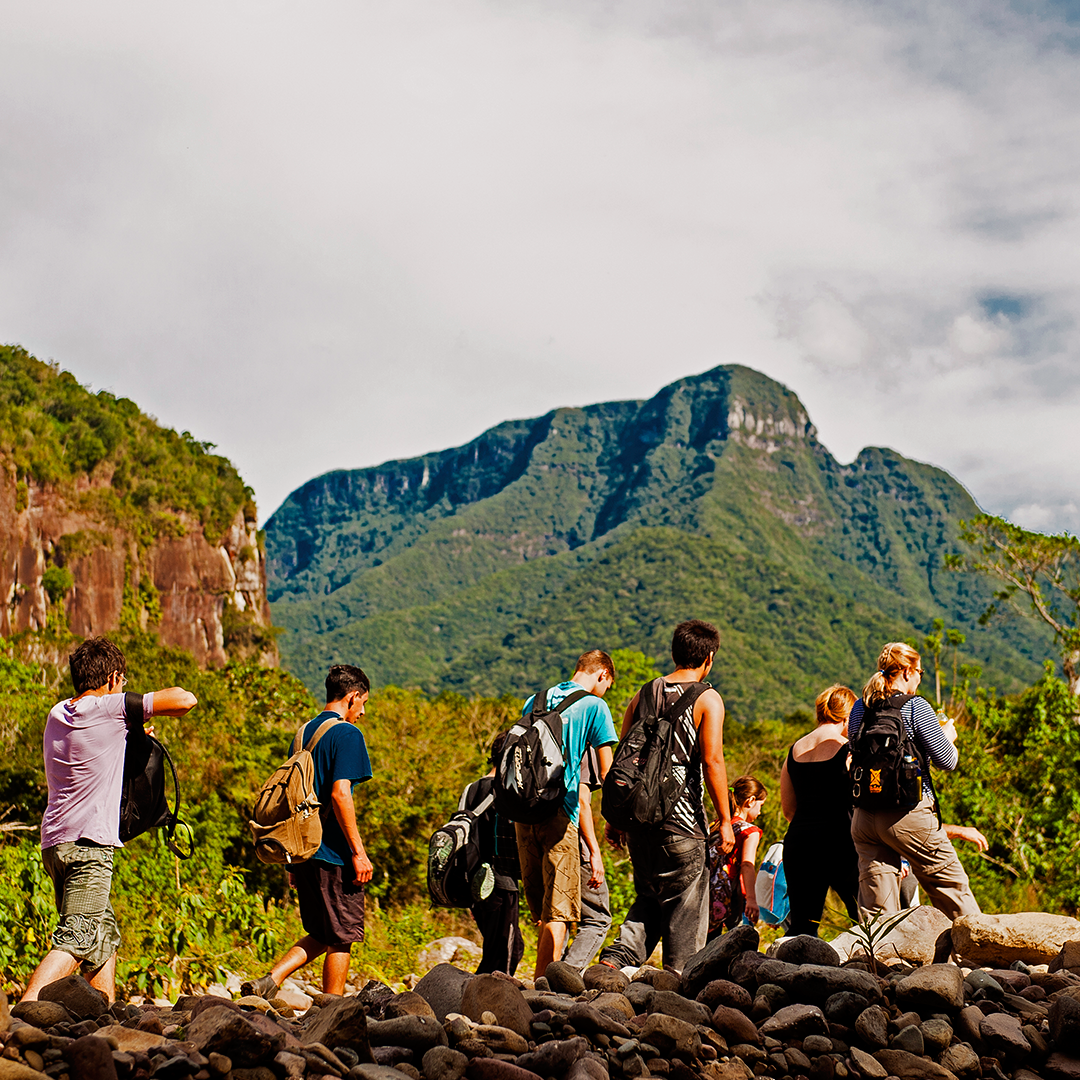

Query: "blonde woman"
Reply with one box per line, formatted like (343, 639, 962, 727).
(779, 685, 860, 936)
(847, 643, 981, 918)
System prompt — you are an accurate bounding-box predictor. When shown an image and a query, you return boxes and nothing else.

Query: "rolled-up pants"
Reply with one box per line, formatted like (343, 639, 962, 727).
(851, 798, 981, 920)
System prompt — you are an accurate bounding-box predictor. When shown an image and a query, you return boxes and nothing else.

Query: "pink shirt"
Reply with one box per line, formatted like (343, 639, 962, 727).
(40, 692, 155, 849)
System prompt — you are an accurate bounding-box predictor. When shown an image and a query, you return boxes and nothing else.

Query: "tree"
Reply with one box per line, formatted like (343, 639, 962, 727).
(947, 514, 1080, 698)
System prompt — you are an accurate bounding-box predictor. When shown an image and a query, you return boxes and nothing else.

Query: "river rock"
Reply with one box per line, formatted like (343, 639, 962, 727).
(369, 1015, 448, 1053)
(415, 965, 475, 1023)
(891, 1025, 924, 1056)
(639, 1014, 701, 1060)
(566, 1059, 608, 1080)
(952, 913, 1080, 966)
(60, 1034, 116, 1079)
(681, 925, 760, 999)
(698, 980, 752, 1012)
(516, 1036, 588, 1076)
(648, 990, 711, 1026)
(824, 992, 868, 1026)
(473, 1025, 529, 1054)
(919, 1018, 953, 1057)
(461, 977, 533, 1039)
(939, 1043, 980, 1080)
(386, 992, 438, 1020)
(466, 1056, 545, 1080)
(774, 936, 840, 967)
(566, 1003, 631, 1039)
(874, 1049, 959, 1080)
(760, 1004, 828, 1040)
(545, 962, 585, 996)
(9, 1001, 71, 1028)
(1050, 992, 1080, 1054)
(96, 1024, 170, 1053)
(301, 997, 373, 1059)
(831, 907, 952, 967)
(711, 1005, 761, 1046)
(591, 992, 634, 1020)
(896, 965, 964, 1013)
(979, 1012, 1030, 1061)
(39, 975, 108, 1020)
(188, 1004, 284, 1065)
(1045, 1053, 1080, 1080)
(423, 1047, 470, 1080)
(355, 1067, 425, 1080)
(855, 1005, 889, 1050)
(624, 982, 653, 1012)
(1050, 941, 1080, 974)
(728, 950, 767, 989)
(963, 971, 1003, 1000)
(583, 965, 629, 994)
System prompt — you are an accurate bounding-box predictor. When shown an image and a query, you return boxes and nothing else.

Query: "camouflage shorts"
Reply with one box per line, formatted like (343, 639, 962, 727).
(42, 841, 121, 970)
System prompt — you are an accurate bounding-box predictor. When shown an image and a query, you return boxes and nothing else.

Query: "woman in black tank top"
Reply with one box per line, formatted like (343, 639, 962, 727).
(779, 685, 860, 937)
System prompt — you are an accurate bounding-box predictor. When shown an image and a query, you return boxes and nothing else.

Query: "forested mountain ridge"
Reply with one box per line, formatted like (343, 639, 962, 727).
(266, 365, 1047, 716)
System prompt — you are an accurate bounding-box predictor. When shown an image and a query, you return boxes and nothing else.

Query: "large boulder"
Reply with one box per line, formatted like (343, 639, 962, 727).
(38, 975, 108, 1020)
(300, 997, 373, 1059)
(896, 965, 965, 1014)
(952, 913, 1080, 966)
(460, 975, 533, 1038)
(681, 925, 760, 999)
(187, 1005, 285, 1066)
(414, 964, 474, 1023)
(773, 937, 840, 967)
(830, 907, 953, 967)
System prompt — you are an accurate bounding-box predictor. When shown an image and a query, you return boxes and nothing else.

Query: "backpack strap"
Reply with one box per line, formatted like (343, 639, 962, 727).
(637, 679, 708, 727)
(293, 716, 345, 755)
(470, 791, 496, 818)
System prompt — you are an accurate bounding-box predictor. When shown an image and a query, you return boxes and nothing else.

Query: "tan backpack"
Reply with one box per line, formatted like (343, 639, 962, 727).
(249, 718, 343, 865)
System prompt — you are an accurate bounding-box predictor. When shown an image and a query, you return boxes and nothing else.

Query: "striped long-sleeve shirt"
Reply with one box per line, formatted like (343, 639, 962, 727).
(847, 694, 957, 801)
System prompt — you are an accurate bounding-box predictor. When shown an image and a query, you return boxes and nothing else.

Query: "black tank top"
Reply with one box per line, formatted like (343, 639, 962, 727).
(786, 742, 852, 827)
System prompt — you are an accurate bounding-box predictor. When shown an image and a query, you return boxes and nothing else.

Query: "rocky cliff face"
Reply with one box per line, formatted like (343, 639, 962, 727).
(0, 468, 275, 668)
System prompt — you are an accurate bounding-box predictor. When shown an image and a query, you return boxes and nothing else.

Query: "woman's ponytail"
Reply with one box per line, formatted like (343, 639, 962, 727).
(863, 642, 921, 705)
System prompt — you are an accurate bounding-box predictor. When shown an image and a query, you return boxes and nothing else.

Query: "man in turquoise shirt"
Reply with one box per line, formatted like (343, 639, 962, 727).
(516, 650, 618, 980)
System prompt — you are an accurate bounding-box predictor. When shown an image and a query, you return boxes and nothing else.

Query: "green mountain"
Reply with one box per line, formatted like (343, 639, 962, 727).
(265, 365, 1047, 719)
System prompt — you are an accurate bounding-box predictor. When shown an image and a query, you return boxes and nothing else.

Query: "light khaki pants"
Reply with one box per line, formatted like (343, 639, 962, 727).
(851, 798, 981, 920)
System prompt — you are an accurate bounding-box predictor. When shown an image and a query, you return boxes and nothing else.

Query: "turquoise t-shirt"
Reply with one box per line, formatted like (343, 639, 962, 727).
(521, 682, 618, 825)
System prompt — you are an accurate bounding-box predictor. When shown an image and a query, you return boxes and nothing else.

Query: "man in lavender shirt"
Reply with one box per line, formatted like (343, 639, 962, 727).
(21, 637, 197, 1004)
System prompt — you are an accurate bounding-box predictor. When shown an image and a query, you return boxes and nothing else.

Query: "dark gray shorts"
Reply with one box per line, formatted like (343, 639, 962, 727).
(294, 859, 366, 946)
(42, 841, 121, 969)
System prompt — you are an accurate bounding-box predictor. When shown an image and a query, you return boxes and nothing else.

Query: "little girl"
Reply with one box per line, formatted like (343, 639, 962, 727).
(708, 775, 767, 933)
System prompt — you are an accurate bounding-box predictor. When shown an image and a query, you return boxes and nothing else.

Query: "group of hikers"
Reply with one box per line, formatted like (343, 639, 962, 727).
(19, 620, 988, 1005)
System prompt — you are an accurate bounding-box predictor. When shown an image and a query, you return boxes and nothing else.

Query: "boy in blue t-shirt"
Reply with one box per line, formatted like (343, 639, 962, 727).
(242, 664, 374, 999)
(516, 650, 618, 981)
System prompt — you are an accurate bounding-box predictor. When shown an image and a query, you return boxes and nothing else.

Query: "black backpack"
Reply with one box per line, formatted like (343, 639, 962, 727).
(493, 687, 589, 824)
(849, 692, 930, 813)
(119, 692, 193, 858)
(427, 788, 495, 908)
(601, 679, 709, 832)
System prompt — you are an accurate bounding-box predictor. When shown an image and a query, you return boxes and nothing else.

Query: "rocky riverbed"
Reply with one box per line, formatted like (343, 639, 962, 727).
(4, 920, 1080, 1080)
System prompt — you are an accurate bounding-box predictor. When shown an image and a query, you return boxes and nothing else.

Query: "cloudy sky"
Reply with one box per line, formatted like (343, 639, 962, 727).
(2, 1, 1077, 531)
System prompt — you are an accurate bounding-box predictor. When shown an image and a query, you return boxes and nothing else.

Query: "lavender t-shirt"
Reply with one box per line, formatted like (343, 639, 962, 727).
(40, 692, 155, 849)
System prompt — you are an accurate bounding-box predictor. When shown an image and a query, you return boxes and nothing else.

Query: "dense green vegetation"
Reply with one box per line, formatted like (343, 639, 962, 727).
(0, 345, 253, 543)
(266, 365, 1050, 712)
(2, 627, 1076, 998)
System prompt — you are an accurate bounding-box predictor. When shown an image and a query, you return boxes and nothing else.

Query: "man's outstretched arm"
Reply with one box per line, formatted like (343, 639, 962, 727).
(149, 688, 198, 716)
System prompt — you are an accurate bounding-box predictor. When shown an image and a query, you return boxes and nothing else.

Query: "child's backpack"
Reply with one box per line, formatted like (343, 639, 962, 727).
(601, 680, 709, 832)
(849, 693, 928, 813)
(706, 823, 734, 933)
(119, 693, 192, 859)
(249, 717, 343, 865)
(493, 687, 589, 824)
(427, 790, 495, 908)
(755, 841, 789, 926)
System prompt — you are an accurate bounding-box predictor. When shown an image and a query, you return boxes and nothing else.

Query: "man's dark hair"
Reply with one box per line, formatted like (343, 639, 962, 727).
(671, 620, 720, 669)
(70, 637, 127, 696)
(325, 664, 370, 702)
(489, 731, 510, 767)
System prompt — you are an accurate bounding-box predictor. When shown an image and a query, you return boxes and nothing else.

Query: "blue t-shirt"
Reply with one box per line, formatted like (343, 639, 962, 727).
(298, 711, 373, 866)
(522, 682, 618, 825)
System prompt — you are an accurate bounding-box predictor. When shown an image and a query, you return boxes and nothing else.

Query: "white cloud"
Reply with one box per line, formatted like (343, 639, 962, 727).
(0, 0, 1077, 532)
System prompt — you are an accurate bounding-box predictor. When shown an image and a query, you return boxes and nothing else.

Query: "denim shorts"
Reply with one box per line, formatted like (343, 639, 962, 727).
(42, 841, 122, 969)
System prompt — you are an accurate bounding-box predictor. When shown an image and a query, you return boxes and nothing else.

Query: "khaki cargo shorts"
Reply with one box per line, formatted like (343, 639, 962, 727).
(515, 810, 581, 923)
(42, 841, 122, 970)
